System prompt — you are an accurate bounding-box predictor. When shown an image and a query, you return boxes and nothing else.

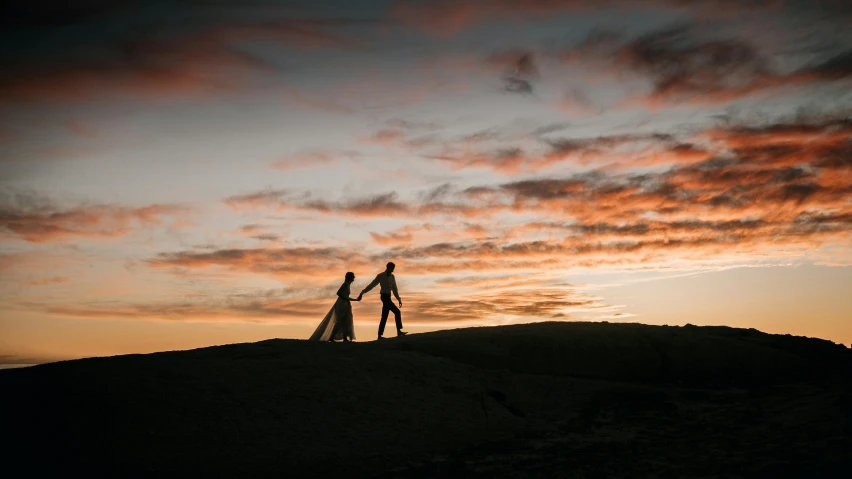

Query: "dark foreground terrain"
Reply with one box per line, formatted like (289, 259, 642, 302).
(3, 322, 851, 478)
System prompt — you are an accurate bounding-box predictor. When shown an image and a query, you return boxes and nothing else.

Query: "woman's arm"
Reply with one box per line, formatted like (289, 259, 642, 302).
(338, 286, 360, 301)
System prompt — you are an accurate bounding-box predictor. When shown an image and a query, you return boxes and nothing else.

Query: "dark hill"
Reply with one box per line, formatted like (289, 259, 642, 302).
(3, 322, 851, 478)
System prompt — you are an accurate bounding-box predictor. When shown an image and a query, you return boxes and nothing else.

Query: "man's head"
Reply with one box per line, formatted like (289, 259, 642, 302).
(386, 262, 395, 273)
(345, 272, 355, 282)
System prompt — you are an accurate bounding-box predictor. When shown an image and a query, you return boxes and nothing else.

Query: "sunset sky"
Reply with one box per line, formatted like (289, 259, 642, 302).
(2, 0, 851, 365)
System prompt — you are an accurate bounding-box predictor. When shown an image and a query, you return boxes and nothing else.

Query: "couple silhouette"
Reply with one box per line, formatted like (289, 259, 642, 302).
(308, 262, 407, 342)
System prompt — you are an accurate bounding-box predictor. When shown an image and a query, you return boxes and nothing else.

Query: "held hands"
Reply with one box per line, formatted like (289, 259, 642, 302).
(357, 293, 363, 301)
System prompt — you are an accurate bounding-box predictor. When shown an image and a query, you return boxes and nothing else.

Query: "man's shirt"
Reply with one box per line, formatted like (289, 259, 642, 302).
(362, 272, 400, 299)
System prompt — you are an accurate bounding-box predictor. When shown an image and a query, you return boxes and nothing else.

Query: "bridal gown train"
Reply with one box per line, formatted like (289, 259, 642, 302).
(309, 282, 355, 341)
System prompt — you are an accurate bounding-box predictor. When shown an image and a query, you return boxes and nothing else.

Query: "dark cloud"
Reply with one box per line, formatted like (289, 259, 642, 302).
(805, 48, 852, 79)
(392, 0, 780, 35)
(0, 2, 381, 103)
(252, 234, 281, 242)
(384, 118, 443, 131)
(547, 133, 676, 153)
(1, 0, 136, 28)
(531, 122, 572, 136)
(225, 189, 289, 209)
(418, 126, 708, 173)
(335, 192, 410, 216)
(561, 24, 852, 104)
(497, 177, 588, 200)
(370, 229, 414, 246)
(298, 192, 410, 216)
(408, 111, 847, 175)
(226, 189, 411, 217)
(488, 50, 539, 95)
(366, 118, 707, 173)
(622, 25, 771, 101)
(420, 183, 455, 203)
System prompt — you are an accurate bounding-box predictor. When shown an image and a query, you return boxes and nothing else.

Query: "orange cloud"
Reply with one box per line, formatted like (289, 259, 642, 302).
(20, 276, 70, 287)
(43, 293, 335, 323)
(400, 287, 607, 324)
(357, 124, 439, 150)
(360, 128, 406, 147)
(211, 115, 850, 277)
(123, 115, 849, 331)
(223, 189, 289, 210)
(0, 194, 190, 243)
(148, 246, 371, 280)
(370, 221, 493, 247)
(362, 110, 849, 175)
(0, 253, 27, 272)
(271, 150, 360, 171)
(370, 229, 415, 246)
(41, 281, 616, 325)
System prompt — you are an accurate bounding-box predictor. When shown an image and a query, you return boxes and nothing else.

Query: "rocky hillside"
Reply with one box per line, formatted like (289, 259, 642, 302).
(3, 322, 850, 477)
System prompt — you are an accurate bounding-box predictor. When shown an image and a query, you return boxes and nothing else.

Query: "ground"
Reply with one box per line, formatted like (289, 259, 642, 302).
(2, 322, 851, 477)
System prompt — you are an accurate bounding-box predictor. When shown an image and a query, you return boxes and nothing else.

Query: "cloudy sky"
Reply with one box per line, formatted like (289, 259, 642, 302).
(2, 0, 851, 364)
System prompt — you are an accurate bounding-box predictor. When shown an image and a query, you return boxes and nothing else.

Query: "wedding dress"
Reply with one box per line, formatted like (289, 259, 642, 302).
(309, 281, 355, 341)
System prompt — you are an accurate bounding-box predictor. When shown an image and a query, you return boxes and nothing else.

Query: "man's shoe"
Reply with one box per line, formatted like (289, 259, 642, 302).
(377, 336, 384, 340)
(397, 330, 408, 337)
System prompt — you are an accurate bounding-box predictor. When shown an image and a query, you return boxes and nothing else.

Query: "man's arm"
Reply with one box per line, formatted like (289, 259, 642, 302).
(391, 275, 401, 303)
(361, 274, 381, 295)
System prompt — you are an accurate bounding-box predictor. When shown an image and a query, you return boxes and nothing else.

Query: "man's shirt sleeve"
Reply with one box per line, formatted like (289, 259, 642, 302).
(361, 274, 381, 294)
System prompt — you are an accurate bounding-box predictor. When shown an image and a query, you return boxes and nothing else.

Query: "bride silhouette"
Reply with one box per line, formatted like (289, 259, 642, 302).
(309, 272, 361, 342)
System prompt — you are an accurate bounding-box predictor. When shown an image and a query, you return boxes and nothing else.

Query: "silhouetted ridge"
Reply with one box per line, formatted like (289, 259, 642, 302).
(379, 322, 852, 385)
(3, 322, 850, 478)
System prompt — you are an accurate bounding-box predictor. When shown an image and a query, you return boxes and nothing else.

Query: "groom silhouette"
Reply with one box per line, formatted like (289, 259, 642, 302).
(359, 262, 407, 340)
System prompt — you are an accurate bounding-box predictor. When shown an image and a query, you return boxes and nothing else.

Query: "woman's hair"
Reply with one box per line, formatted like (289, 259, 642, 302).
(345, 271, 355, 280)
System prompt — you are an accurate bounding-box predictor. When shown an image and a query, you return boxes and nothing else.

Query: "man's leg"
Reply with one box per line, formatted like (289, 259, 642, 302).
(378, 295, 391, 337)
(388, 302, 402, 332)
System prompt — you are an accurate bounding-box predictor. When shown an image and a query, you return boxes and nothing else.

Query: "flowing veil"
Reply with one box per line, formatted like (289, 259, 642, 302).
(309, 297, 355, 341)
